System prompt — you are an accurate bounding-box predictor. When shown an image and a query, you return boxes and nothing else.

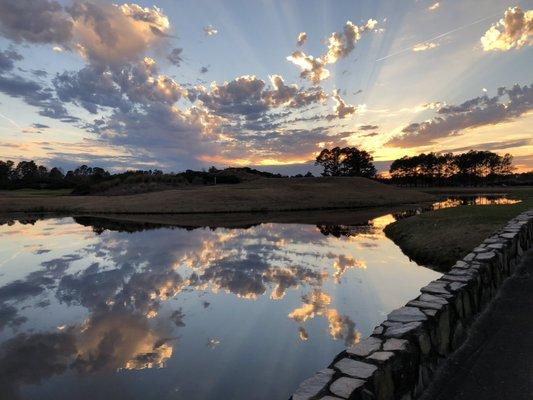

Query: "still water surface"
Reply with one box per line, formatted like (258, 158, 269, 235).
(0, 196, 519, 400)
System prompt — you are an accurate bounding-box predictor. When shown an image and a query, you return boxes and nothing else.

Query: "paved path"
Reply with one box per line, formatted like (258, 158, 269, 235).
(421, 248, 533, 400)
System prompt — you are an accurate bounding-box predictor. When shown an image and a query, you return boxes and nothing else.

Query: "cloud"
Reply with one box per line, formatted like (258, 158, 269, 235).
(481, 6, 533, 51)
(0, 0, 73, 44)
(167, 48, 183, 67)
(0, 73, 78, 123)
(323, 19, 377, 64)
(197, 74, 327, 119)
(203, 25, 218, 36)
(329, 89, 356, 119)
(0, 47, 22, 73)
(359, 124, 378, 131)
(445, 138, 532, 153)
(200, 66, 208, 73)
(412, 42, 438, 52)
(68, 2, 171, 66)
(296, 32, 307, 46)
(286, 51, 330, 84)
(386, 83, 533, 147)
(287, 20, 378, 83)
(0, 1, 171, 66)
(428, 2, 440, 11)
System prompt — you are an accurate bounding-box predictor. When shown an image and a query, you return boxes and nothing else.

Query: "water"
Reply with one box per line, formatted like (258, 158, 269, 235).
(0, 196, 519, 400)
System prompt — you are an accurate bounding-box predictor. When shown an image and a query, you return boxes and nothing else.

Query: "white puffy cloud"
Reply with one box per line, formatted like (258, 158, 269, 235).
(203, 25, 218, 36)
(287, 20, 377, 83)
(481, 6, 533, 51)
(428, 2, 440, 11)
(412, 42, 438, 52)
(296, 32, 307, 46)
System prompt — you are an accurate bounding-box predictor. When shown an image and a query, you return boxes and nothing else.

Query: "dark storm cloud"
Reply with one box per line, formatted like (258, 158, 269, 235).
(0, 0, 73, 44)
(0, 73, 79, 123)
(359, 124, 378, 131)
(32, 123, 50, 130)
(387, 84, 533, 147)
(167, 47, 184, 67)
(446, 138, 532, 153)
(0, 304, 27, 330)
(0, 331, 76, 393)
(0, 47, 22, 73)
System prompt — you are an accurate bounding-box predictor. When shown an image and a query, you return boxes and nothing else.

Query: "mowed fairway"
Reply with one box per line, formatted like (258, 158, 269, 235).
(0, 177, 433, 214)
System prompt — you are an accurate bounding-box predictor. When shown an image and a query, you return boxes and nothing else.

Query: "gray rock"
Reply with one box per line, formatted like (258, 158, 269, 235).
(421, 282, 450, 295)
(372, 325, 384, 335)
(367, 351, 394, 363)
(419, 293, 448, 305)
(387, 307, 427, 322)
(449, 282, 467, 292)
(384, 321, 422, 338)
(329, 377, 365, 399)
(383, 338, 409, 352)
(475, 251, 496, 261)
(422, 309, 437, 317)
(334, 358, 377, 379)
(293, 368, 334, 400)
(441, 274, 472, 283)
(407, 300, 444, 310)
(347, 337, 382, 357)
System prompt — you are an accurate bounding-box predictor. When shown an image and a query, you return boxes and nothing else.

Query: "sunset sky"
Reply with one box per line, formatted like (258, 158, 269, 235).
(0, 0, 531, 173)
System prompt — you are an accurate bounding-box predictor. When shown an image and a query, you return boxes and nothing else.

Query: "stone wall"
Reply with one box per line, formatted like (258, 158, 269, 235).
(290, 210, 533, 400)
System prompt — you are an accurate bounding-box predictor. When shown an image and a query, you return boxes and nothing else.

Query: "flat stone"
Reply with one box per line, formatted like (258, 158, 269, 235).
(384, 321, 422, 338)
(463, 252, 476, 261)
(408, 300, 444, 310)
(500, 232, 517, 239)
(329, 377, 365, 399)
(293, 368, 334, 400)
(367, 351, 394, 363)
(419, 293, 448, 305)
(372, 325, 384, 335)
(476, 251, 496, 261)
(383, 338, 409, 352)
(448, 269, 477, 278)
(387, 307, 427, 322)
(334, 358, 377, 379)
(423, 309, 438, 317)
(347, 337, 382, 357)
(383, 320, 402, 327)
(441, 274, 472, 283)
(421, 282, 450, 295)
(449, 282, 466, 292)
(487, 242, 505, 250)
(454, 260, 470, 269)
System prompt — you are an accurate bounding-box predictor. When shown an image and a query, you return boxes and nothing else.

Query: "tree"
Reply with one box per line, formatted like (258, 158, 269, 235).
(0, 160, 14, 187)
(49, 167, 64, 180)
(315, 147, 376, 178)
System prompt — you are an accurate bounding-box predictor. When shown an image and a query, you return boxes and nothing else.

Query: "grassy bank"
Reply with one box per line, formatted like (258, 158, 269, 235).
(0, 177, 433, 215)
(384, 187, 533, 271)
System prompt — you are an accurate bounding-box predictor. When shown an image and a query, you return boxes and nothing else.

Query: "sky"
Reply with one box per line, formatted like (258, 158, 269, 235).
(0, 0, 531, 174)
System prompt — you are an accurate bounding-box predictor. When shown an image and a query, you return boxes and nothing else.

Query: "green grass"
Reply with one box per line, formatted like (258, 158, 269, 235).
(0, 188, 72, 197)
(384, 187, 533, 271)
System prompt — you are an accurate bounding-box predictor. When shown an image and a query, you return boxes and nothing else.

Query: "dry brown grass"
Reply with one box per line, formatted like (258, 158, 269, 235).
(0, 177, 433, 215)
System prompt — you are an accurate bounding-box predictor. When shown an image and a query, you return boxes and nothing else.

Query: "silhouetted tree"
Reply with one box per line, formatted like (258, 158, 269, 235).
(389, 150, 514, 186)
(316, 147, 376, 178)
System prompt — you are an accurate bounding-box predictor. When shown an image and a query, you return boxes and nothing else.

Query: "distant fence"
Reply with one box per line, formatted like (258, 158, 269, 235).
(290, 210, 533, 400)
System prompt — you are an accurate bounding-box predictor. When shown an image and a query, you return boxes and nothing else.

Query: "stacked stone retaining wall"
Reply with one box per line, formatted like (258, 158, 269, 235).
(291, 210, 533, 400)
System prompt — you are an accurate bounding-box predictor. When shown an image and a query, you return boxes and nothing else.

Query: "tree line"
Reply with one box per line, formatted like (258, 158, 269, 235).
(0, 160, 283, 194)
(388, 150, 514, 186)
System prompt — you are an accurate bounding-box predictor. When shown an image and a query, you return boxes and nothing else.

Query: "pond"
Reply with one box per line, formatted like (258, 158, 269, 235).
(0, 195, 520, 400)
